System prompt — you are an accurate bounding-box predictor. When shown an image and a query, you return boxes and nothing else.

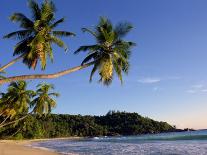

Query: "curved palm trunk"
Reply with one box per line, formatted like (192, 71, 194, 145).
(0, 61, 95, 85)
(0, 114, 28, 128)
(0, 115, 10, 126)
(0, 55, 24, 72)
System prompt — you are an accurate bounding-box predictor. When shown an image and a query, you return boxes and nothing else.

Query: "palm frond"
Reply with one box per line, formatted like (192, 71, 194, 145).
(3, 30, 33, 40)
(98, 17, 112, 32)
(10, 13, 33, 29)
(48, 92, 60, 97)
(28, 0, 41, 20)
(115, 22, 133, 38)
(74, 45, 100, 54)
(82, 28, 97, 37)
(89, 63, 99, 82)
(52, 31, 75, 37)
(122, 61, 130, 74)
(41, 0, 56, 22)
(81, 52, 97, 65)
(49, 35, 68, 51)
(50, 18, 65, 29)
(113, 59, 123, 83)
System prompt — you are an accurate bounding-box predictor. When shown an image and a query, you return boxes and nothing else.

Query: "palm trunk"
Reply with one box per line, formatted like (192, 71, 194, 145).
(0, 109, 35, 128)
(0, 114, 28, 128)
(0, 61, 95, 85)
(10, 128, 21, 137)
(0, 115, 10, 126)
(0, 111, 5, 117)
(0, 55, 24, 72)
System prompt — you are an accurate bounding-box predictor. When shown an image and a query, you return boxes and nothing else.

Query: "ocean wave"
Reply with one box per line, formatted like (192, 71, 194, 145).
(30, 130, 207, 155)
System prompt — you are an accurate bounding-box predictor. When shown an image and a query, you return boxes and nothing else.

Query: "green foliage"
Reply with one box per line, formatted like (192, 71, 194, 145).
(0, 81, 35, 119)
(0, 81, 58, 128)
(13, 133, 24, 140)
(4, 0, 75, 70)
(75, 17, 135, 85)
(30, 83, 59, 115)
(0, 111, 175, 139)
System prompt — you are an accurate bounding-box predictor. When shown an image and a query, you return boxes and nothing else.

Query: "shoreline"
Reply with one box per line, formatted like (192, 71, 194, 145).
(0, 137, 80, 155)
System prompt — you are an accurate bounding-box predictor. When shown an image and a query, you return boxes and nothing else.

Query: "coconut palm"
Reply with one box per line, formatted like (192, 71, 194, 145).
(0, 81, 35, 127)
(2, 0, 75, 71)
(0, 17, 135, 86)
(30, 83, 59, 115)
(75, 17, 135, 85)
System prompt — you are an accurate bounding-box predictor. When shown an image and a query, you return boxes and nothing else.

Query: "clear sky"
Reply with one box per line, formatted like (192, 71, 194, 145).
(1, 0, 207, 129)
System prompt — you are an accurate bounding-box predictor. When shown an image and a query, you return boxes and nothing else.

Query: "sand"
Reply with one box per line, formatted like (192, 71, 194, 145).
(0, 140, 59, 155)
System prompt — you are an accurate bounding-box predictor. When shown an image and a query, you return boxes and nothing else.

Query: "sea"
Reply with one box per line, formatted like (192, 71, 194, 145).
(30, 129, 207, 155)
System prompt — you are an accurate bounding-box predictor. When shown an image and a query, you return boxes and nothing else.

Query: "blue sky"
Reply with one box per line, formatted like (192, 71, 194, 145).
(1, 0, 207, 129)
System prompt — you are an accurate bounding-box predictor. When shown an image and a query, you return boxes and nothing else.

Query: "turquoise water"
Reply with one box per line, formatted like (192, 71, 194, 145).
(31, 130, 207, 155)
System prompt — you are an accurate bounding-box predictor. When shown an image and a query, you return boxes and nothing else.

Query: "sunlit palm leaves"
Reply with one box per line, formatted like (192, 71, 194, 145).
(0, 81, 35, 120)
(75, 17, 135, 85)
(30, 83, 59, 115)
(3, 0, 75, 70)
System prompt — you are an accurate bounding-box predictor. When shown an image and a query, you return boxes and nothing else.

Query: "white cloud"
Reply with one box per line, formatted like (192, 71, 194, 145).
(137, 78, 161, 84)
(192, 84, 204, 89)
(201, 89, 207, 92)
(187, 84, 207, 94)
(166, 76, 181, 80)
(186, 90, 196, 94)
(137, 75, 181, 84)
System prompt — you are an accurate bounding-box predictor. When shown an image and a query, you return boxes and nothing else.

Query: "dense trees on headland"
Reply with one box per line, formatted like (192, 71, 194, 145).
(0, 111, 175, 139)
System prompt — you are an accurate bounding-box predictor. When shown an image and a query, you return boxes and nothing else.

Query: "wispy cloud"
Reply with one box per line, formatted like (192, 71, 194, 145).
(166, 76, 181, 80)
(191, 84, 204, 89)
(137, 75, 181, 84)
(186, 89, 197, 94)
(137, 77, 161, 84)
(187, 84, 207, 94)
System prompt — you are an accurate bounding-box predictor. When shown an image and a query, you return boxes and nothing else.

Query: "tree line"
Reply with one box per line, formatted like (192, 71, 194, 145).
(0, 111, 176, 139)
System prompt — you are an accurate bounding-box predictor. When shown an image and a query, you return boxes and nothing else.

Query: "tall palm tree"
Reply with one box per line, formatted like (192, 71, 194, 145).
(0, 81, 35, 127)
(2, 0, 75, 71)
(0, 17, 135, 85)
(30, 83, 59, 115)
(75, 17, 135, 85)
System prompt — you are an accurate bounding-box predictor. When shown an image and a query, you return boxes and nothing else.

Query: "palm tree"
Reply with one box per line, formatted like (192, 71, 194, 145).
(1, 0, 75, 71)
(30, 83, 59, 115)
(0, 17, 135, 85)
(75, 17, 135, 85)
(0, 81, 35, 127)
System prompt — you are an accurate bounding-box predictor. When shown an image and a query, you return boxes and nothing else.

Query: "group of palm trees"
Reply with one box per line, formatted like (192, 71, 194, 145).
(0, 81, 58, 128)
(0, 0, 135, 129)
(0, 0, 135, 85)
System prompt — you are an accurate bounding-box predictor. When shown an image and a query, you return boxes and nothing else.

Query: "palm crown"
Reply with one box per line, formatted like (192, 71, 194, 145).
(3, 0, 75, 70)
(75, 17, 135, 85)
(0, 81, 35, 119)
(30, 83, 59, 115)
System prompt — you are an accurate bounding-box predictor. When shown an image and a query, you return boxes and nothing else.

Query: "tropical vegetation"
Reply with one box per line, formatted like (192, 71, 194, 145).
(0, 81, 58, 128)
(0, 0, 136, 136)
(0, 111, 176, 139)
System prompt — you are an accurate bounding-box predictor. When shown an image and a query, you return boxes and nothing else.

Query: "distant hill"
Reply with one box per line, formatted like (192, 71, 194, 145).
(0, 111, 176, 139)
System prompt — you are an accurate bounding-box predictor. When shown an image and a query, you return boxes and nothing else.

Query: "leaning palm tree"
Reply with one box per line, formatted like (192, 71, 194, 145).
(0, 81, 35, 127)
(1, 0, 75, 71)
(0, 17, 135, 85)
(30, 83, 59, 115)
(75, 17, 135, 85)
